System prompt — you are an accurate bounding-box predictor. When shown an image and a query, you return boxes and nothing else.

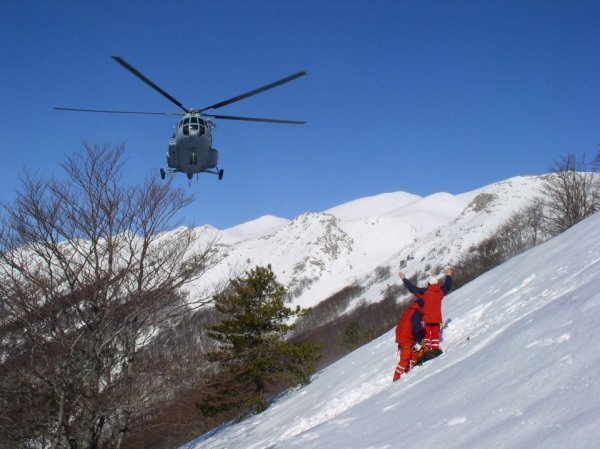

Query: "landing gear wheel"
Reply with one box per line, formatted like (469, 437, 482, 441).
(218, 169, 224, 180)
(160, 168, 165, 180)
(187, 172, 193, 180)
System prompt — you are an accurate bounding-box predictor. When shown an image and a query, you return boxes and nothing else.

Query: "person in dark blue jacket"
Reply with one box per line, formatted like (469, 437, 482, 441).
(393, 298, 425, 381)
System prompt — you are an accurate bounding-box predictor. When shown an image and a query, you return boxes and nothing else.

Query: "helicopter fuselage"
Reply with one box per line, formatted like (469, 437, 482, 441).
(166, 113, 219, 178)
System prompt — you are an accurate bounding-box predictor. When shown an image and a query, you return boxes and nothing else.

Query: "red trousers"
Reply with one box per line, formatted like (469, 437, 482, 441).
(393, 344, 418, 381)
(424, 323, 440, 350)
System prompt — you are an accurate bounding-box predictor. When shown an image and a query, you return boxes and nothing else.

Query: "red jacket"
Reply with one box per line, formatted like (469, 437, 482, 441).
(415, 284, 444, 323)
(402, 276, 452, 324)
(395, 301, 423, 345)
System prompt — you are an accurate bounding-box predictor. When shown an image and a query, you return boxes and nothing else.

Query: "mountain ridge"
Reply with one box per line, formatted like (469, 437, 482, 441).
(187, 175, 547, 311)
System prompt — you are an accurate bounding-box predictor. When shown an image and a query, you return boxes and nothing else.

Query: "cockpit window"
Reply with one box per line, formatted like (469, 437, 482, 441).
(179, 116, 206, 135)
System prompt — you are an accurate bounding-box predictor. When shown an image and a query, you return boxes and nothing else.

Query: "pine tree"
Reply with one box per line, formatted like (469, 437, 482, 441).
(199, 265, 321, 418)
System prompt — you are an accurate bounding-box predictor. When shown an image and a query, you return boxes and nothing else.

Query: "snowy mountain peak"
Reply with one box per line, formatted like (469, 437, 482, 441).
(220, 215, 288, 245)
(324, 191, 422, 220)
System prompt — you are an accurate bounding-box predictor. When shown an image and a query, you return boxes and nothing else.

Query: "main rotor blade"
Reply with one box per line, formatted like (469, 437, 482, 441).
(204, 114, 306, 125)
(112, 56, 188, 113)
(200, 71, 307, 112)
(54, 107, 183, 116)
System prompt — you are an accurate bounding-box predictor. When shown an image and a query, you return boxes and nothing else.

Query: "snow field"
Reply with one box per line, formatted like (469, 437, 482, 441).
(185, 211, 600, 449)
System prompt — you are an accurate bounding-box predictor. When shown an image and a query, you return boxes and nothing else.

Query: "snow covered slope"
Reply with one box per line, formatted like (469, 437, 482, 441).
(183, 210, 600, 449)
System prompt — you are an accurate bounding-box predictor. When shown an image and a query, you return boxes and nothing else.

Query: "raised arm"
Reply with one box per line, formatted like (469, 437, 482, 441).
(441, 267, 454, 294)
(399, 272, 426, 295)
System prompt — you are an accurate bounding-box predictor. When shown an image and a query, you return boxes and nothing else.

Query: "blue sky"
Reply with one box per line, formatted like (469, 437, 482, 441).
(1, 1, 599, 229)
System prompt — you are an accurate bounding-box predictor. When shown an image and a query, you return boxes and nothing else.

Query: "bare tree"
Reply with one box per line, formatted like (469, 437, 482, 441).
(592, 149, 600, 192)
(0, 144, 217, 449)
(542, 152, 600, 236)
(497, 198, 548, 258)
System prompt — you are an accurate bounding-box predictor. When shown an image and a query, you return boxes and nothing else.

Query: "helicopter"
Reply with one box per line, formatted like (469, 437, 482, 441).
(55, 56, 306, 180)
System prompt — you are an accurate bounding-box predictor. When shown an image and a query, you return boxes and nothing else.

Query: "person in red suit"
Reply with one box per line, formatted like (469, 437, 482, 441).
(399, 267, 453, 351)
(392, 299, 424, 382)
